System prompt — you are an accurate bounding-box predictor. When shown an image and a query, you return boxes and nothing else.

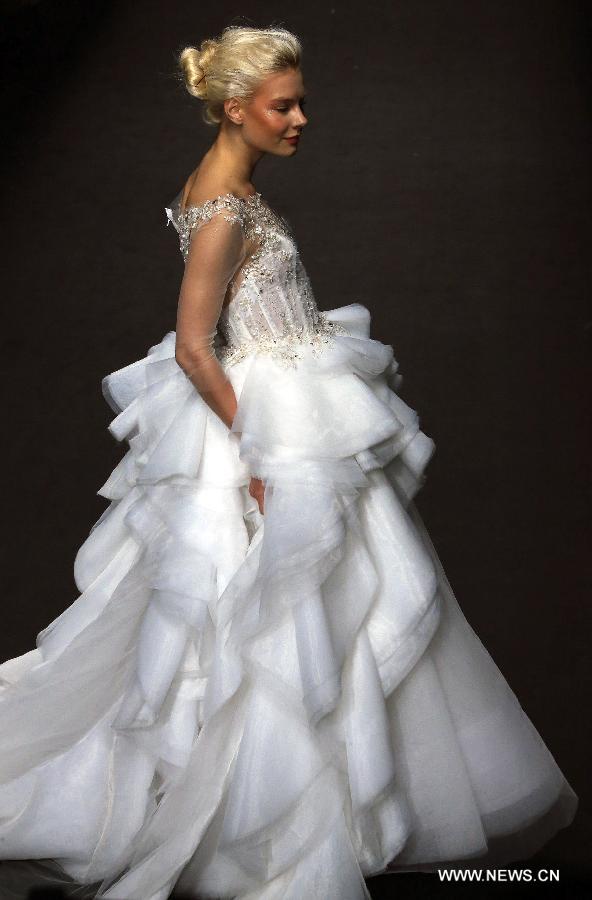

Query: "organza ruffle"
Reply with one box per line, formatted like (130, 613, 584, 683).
(0, 303, 577, 900)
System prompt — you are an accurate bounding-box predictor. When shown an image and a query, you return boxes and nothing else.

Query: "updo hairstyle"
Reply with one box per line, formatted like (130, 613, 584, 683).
(178, 25, 302, 126)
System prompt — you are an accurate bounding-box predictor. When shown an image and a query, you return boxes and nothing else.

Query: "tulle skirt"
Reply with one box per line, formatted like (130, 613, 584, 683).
(0, 304, 578, 899)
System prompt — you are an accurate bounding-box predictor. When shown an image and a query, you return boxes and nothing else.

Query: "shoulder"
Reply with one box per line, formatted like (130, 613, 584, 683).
(187, 203, 249, 252)
(180, 195, 250, 265)
(182, 173, 256, 211)
(183, 186, 252, 229)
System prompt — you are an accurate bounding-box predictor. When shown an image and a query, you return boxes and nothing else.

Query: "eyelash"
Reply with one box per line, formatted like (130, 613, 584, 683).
(275, 100, 307, 113)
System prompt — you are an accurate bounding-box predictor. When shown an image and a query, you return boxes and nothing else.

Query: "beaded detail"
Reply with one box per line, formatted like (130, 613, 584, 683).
(170, 192, 264, 263)
(217, 316, 347, 370)
(165, 190, 349, 368)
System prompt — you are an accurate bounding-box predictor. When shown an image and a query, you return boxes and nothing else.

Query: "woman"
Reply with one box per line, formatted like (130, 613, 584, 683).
(0, 23, 578, 900)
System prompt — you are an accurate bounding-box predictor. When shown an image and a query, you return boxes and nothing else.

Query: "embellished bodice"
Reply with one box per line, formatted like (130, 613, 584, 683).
(165, 190, 346, 367)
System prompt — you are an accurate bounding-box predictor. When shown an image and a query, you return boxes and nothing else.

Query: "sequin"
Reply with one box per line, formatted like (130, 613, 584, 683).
(174, 192, 263, 263)
(166, 191, 349, 367)
(217, 317, 347, 370)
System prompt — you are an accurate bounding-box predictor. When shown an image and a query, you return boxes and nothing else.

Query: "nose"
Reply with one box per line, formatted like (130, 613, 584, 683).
(293, 106, 307, 129)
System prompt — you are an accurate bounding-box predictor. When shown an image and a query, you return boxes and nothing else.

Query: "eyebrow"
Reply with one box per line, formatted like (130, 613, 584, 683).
(271, 93, 307, 102)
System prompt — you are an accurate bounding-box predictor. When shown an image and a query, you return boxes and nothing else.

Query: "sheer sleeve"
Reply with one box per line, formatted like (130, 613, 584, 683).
(174, 208, 247, 430)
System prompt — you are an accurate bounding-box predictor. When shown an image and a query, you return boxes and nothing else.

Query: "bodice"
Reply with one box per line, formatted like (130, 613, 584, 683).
(165, 191, 346, 368)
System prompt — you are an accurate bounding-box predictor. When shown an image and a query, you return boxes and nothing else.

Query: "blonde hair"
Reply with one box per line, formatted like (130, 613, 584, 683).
(178, 25, 302, 126)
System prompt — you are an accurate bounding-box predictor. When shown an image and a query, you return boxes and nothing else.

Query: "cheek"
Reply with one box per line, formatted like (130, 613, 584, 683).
(251, 108, 284, 136)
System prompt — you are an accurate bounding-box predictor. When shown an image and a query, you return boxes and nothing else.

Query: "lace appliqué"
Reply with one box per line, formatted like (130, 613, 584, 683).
(217, 315, 348, 370)
(173, 193, 261, 262)
(166, 190, 350, 369)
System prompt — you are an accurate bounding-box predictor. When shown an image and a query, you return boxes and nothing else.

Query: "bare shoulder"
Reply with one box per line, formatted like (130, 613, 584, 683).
(182, 166, 256, 211)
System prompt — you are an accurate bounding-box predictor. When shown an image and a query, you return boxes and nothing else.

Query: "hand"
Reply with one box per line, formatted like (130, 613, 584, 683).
(248, 476, 265, 515)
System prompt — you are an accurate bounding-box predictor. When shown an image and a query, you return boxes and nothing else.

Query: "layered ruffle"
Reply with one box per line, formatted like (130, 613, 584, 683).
(85, 303, 441, 898)
(0, 302, 577, 900)
(98, 303, 434, 502)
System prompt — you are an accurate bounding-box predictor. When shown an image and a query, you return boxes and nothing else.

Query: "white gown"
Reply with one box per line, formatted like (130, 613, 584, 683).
(0, 189, 578, 899)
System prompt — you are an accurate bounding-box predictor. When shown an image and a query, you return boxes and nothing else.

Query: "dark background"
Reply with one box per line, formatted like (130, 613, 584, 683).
(0, 0, 590, 896)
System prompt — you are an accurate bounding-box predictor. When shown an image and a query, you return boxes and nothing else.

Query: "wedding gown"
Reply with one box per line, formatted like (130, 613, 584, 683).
(0, 188, 578, 900)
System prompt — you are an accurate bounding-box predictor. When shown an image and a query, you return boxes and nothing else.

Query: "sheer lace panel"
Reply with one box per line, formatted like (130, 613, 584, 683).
(175, 205, 249, 368)
(172, 206, 252, 430)
(166, 191, 349, 370)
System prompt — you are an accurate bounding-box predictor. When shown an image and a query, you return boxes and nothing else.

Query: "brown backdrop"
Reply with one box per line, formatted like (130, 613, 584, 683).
(1, 0, 590, 894)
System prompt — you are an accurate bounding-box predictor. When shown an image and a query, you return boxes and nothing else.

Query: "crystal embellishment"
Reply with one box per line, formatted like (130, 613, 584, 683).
(166, 190, 349, 368)
(217, 317, 347, 370)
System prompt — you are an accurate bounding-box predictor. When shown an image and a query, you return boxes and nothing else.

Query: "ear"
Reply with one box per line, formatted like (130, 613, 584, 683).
(224, 97, 244, 125)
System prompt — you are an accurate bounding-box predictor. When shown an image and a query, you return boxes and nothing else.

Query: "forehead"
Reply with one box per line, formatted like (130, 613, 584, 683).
(256, 67, 306, 99)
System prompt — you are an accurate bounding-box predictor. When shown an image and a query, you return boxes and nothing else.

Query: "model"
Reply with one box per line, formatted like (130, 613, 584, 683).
(0, 24, 578, 900)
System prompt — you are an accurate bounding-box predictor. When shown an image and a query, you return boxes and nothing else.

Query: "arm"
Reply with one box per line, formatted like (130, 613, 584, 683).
(174, 210, 246, 429)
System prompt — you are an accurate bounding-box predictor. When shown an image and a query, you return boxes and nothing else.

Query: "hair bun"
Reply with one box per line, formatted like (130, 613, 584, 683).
(179, 41, 218, 100)
(176, 25, 302, 127)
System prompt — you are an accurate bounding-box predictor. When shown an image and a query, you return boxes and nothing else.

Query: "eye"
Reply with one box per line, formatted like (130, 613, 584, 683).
(273, 99, 308, 114)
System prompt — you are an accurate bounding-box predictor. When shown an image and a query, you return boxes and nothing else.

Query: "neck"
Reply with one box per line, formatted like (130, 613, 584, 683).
(204, 122, 264, 192)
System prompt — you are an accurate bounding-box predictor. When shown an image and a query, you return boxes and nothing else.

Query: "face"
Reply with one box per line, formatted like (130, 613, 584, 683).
(227, 66, 308, 156)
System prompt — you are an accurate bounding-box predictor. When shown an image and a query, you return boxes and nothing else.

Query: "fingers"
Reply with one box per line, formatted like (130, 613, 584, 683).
(255, 488, 264, 515)
(248, 478, 265, 515)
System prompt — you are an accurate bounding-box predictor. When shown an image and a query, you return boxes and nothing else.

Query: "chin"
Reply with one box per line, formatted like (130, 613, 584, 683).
(267, 143, 297, 157)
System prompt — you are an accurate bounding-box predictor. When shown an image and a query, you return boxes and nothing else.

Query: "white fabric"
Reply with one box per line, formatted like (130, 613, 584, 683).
(174, 205, 247, 427)
(0, 189, 578, 899)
